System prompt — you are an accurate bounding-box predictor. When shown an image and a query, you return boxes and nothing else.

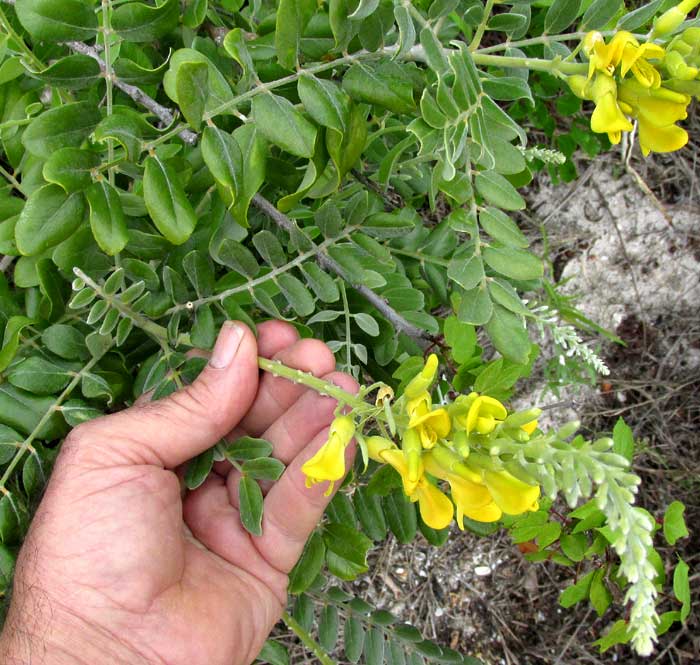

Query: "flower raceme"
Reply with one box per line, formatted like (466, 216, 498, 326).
(573, 18, 700, 155)
(301, 355, 541, 530)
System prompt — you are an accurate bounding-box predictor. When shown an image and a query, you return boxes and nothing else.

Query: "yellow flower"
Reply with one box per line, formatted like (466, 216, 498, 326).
(618, 79, 690, 155)
(406, 390, 451, 449)
(483, 470, 540, 516)
(465, 395, 507, 435)
(301, 416, 355, 495)
(404, 354, 438, 399)
(411, 476, 454, 530)
(423, 450, 501, 527)
(620, 41, 664, 88)
(588, 73, 633, 145)
(369, 441, 452, 528)
(448, 392, 478, 430)
(585, 31, 637, 79)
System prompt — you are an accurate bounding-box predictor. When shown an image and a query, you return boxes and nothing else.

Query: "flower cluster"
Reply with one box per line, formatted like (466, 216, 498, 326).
(302, 355, 542, 531)
(569, 0, 700, 155)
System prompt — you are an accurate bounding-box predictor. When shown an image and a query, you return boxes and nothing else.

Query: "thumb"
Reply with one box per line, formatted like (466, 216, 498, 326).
(75, 321, 259, 468)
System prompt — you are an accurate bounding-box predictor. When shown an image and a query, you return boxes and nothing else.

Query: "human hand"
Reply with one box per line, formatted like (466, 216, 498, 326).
(0, 321, 358, 665)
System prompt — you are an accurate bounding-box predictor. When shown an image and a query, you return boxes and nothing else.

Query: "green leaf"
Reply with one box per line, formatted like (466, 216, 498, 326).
(482, 76, 533, 105)
(190, 304, 215, 349)
(394, 4, 416, 59)
(30, 54, 102, 90)
(612, 417, 634, 462)
(559, 570, 594, 608)
(447, 254, 484, 291)
(483, 247, 543, 281)
(43, 148, 100, 194)
(275, 0, 316, 70)
(344, 616, 365, 663)
(288, 531, 326, 594)
(112, 0, 179, 42)
(559, 533, 587, 562)
(673, 558, 691, 622)
(15, 185, 85, 256)
(364, 626, 385, 665)
(474, 171, 525, 211)
(277, 273, 315, 317)
(239, 475, 264, 536)
(488, 278, 530, 317)
(143, 156, 197, 245)
(616, 0, 663, 31)
(323, 522, 372, 580)
(589, 568, 612, 617)
(241, 457, 285, 481)
(342, 63, 415, 114)
(232, 125, 267, 227)
(86, 181, 128, 256)
(479, 207, 528, 248)
(225, 436, 274, 460)
(16, 0, 98, 41)
(202, 126, 243, 200)
(663, 501, 689, 546)
(592, 619, 631, 652)
(41, 324, 87, 361)
(257, 640, 289, 665)
(0, 383, 67, 440)
(0, 425, 23, 465)
(184, 447, 214, 490)
(353, 487, 387, 541)
(252, 94, 317, 159)
(363, 212, 416, 238)
(302, 263, 339, 303)
(544, 0, 582, 34)
(176, 61, 208, 130)
(318, 604, 339, 653)
(457, 285, 492, 326)
(0, 315, 33, 372)
(93, 114, 143, 162)
(183, 0, 208, 28)
(484, 304, 530, 364)
(581, 0, 623, 30)
(7, 356, 70, 395)
(443, 315, 477, 364)
(0, 494, 20, 544)
(383, 489, 417, 544)
(183, 250, 215, 297)
(298, 74, 349, 133)
(23, 102, 101, 159)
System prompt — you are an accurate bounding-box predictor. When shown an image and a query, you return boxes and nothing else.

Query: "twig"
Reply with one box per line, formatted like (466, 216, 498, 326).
(65, 41, 197, 145)
(251, 194, 434, 348)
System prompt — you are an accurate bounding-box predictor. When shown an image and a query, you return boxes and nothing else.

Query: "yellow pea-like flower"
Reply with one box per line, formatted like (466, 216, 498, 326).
(521, 419, 538, 436)
(465, 395, 508, 435)
(380, 448, 423, 496)
(301, 416, 355, 496)
(411, 476, 454, 530)
(408, 407, 451, 448)
(483, 469, 540, 516)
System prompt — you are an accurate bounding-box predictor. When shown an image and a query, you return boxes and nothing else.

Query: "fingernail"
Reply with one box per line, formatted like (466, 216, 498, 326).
(209, 321, 244, 369)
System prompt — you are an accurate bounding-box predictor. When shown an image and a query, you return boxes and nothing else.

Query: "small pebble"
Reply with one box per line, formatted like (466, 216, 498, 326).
(474, 565, 491, 577)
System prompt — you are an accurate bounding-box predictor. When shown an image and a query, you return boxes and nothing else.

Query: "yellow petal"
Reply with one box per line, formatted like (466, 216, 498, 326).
(301, 435, 348, 486)
(366, 435, 396, 462)
(410, 407, 451, 441)
(404, 354, 438, 399)
(406, 393, 430, 419)
(382, 449, 422, 496)
(521, 419, 538, 436)
(483, 469, 541, 516)
(415, 478, 454, 530)
(461, 500, 503, 524)
(591, 92, 633, 134)
(465, 395, 507, 434)
(638, 120, 688, 155)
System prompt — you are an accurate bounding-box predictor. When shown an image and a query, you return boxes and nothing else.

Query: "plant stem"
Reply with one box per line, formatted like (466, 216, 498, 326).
(101, 0, 115, 186)
(469, 0, 496, 51)
(281, 611, 337, 665)
(470, 52, 587, 75)
(339, 281, 353, 373)
(0, 349, 109, 492)
(0, 5, 43, 70)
